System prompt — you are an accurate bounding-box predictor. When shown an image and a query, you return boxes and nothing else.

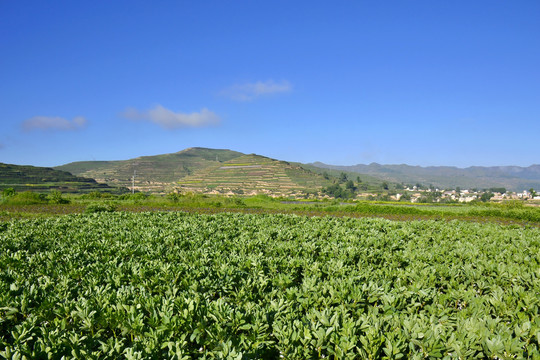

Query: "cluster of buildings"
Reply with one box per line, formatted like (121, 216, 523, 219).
(491, 190, 540, 201)
(393, 187, 540, 203)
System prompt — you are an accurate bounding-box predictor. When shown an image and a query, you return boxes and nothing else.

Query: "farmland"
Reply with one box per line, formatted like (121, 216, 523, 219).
(1, 211, 539, 358)
(1, 192, 539, 226)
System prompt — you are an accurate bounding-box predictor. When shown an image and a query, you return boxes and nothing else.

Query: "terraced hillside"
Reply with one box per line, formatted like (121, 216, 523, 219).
(56, 148, 244, 192)
(56, 148, 334, 195)
(0, 163, 121, 193)
(176, 154, 334, 196)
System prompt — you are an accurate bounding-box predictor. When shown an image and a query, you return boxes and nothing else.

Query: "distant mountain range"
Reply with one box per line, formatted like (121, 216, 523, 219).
(310, 162, 540, 192)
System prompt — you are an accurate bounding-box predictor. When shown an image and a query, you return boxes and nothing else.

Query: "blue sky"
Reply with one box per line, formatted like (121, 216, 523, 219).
(1, 1, 539, 168)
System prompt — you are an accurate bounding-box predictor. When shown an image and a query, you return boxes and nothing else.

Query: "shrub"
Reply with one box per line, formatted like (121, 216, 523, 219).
(167, 192, 183, 203)
(502, 200, 524, 209)
(2, 188, 15, 198)
(224, 197, 246, 207)
(81, 191, 114, 200)
(4, 191, 47, 205)
(118, 192, 148, 201)
(48, 190, 70, 204)
(84, 202, 117, 214)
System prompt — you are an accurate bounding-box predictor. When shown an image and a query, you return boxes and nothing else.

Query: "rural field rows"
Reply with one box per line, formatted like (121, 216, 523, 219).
(1, 212, 539, 359)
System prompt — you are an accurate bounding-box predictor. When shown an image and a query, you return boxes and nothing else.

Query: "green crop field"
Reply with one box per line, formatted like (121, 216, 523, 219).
(1, 212, 539, 359)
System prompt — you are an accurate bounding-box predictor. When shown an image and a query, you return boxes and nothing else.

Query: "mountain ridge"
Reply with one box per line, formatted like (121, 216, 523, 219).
(6, 147, 537, 193)
(310, 162, 540, 191)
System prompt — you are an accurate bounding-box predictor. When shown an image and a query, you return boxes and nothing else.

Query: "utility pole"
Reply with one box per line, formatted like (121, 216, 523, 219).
(131, 170, 136, 194)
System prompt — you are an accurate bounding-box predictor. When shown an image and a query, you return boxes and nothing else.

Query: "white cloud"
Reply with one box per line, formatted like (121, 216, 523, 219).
(123, 104, 220, 129)
(220, 80, 292, 101)
(22, 116, 87, 131)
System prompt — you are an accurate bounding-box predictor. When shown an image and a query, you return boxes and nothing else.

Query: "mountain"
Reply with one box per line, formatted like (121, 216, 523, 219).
(310, 162, 540, 192)
(0, 163, 123, 193)
(56, 147, 335, 195)
(51, 147, 540, 194)
(175, 153, 335, 196)
(56, 148, 244, 192)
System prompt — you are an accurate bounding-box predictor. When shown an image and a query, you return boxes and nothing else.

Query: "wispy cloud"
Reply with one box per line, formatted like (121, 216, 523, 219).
(220, 80, 292, 101)
(122, 104, 220, 129)
(22, 116, 87, 132)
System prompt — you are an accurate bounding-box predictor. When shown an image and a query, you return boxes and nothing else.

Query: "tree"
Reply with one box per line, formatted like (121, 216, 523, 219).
(530, 188, 537, 198)
(418, 191, 442, 203)
(323, 184, 354, 199)
(356, 176, 361, 183)
(323, 184, 343, 198)
(167, 192, 182, 203)
(345, 180, 356, 191)
(382, 182, 389, 190)
(400, 193, 411, 201)
(339, 172, 348, 183)
(480, 192, 494, 202)
(322, 171, 330, 180)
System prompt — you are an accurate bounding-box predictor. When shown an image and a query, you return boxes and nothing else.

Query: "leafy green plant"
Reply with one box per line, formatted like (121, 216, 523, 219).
(1, 188, 15, 199)
(0, 212, 539, 358)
